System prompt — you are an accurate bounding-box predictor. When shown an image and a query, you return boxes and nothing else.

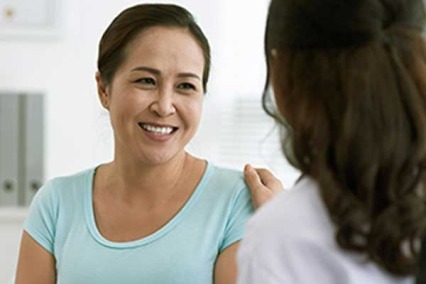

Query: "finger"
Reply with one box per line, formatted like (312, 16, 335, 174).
(254, 168, 283, 192)
(244, 164, 270, 209)
(244, 164, 267, 192)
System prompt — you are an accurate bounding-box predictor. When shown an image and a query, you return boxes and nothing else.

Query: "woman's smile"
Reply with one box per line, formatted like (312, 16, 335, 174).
(139, 122, 178, 142)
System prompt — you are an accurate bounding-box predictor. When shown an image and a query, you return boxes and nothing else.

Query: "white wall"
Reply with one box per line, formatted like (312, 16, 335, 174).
(0, 0, 299, 282)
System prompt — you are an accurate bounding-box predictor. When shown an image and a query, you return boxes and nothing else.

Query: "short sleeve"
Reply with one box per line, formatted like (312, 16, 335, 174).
(219, 182, 254, 252)
(237, 258, 283, 284)
(237, 216, 288, 284)
(23, 179, 58, 255)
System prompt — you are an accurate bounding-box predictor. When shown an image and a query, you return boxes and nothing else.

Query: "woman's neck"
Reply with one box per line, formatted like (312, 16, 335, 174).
(97, 152, 203, 207)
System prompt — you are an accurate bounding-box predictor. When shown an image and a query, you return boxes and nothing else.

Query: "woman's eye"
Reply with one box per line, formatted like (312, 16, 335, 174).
(177, 83, 196, 91)
(135, 78, 156, 85)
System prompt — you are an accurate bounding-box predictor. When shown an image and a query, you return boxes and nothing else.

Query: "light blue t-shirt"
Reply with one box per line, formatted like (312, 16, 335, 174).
(24, 162, 253, 284)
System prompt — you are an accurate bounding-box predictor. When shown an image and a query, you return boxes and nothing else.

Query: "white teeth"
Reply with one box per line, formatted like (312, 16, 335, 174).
(142, 124, 173, 135)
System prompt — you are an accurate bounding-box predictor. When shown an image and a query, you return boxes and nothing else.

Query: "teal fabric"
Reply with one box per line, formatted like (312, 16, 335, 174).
(24, 162, 253, 284)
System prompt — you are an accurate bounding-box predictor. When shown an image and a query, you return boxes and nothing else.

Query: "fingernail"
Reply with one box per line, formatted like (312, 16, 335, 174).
(245, 164, 254, 172)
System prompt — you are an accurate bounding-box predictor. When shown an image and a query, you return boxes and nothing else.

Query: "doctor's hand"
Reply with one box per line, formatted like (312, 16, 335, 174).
(244, 164, 283, 209)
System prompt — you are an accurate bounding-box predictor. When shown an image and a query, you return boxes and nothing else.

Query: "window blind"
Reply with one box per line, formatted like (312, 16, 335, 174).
(217, 97, 300, 187)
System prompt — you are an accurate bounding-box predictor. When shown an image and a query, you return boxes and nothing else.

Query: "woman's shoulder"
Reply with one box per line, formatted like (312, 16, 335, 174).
(34, 167, 96, 202)
(51, 167, 94, 184)
(241, 177, 414, 284)
(197, 162, 252, 210)
(206, 162, 246, 192)
(209, 163, 244, 180)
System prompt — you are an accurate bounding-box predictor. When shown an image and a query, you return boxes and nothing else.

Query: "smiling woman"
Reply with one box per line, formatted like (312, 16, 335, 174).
(96, 26, 205, 166)
(14, 4, 253, 284)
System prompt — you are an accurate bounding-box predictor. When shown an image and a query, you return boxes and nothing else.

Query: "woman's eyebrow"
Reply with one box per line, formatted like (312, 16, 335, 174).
(131, 66, 160, 75)
(131, 66, 201, 81)
(177, 72, 201, 81)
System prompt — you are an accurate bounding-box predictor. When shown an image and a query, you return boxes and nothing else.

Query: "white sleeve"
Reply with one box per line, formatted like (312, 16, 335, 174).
(237, 211, 351, 284)
(237, 253, 285, 284)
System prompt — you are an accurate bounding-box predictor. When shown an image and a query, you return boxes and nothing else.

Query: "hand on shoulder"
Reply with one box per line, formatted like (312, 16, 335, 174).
(244, 164, 283, 209)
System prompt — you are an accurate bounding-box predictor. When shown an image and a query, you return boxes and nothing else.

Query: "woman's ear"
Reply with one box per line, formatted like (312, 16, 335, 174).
(95, 71, 110, 110)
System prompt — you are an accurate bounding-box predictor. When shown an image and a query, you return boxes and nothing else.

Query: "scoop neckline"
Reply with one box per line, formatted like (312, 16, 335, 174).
(84, 161, 214, 249)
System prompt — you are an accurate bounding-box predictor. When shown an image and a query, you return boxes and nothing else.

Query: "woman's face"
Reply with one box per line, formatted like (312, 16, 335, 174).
(97, 26, 205, 166)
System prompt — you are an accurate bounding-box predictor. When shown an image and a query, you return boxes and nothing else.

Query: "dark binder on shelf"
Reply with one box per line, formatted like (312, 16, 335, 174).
(0, 94, 20, 206)
(20, 94, 44, 206)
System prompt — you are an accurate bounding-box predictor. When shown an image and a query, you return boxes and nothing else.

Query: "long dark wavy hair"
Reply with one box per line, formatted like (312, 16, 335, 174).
(264, 0, 426, 275)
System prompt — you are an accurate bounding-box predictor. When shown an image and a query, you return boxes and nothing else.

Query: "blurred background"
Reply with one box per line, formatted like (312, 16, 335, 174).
(0, 0, 300, 281)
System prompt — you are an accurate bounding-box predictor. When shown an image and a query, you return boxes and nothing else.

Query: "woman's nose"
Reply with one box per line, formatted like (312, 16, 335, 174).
(149, 90, 176, 117)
